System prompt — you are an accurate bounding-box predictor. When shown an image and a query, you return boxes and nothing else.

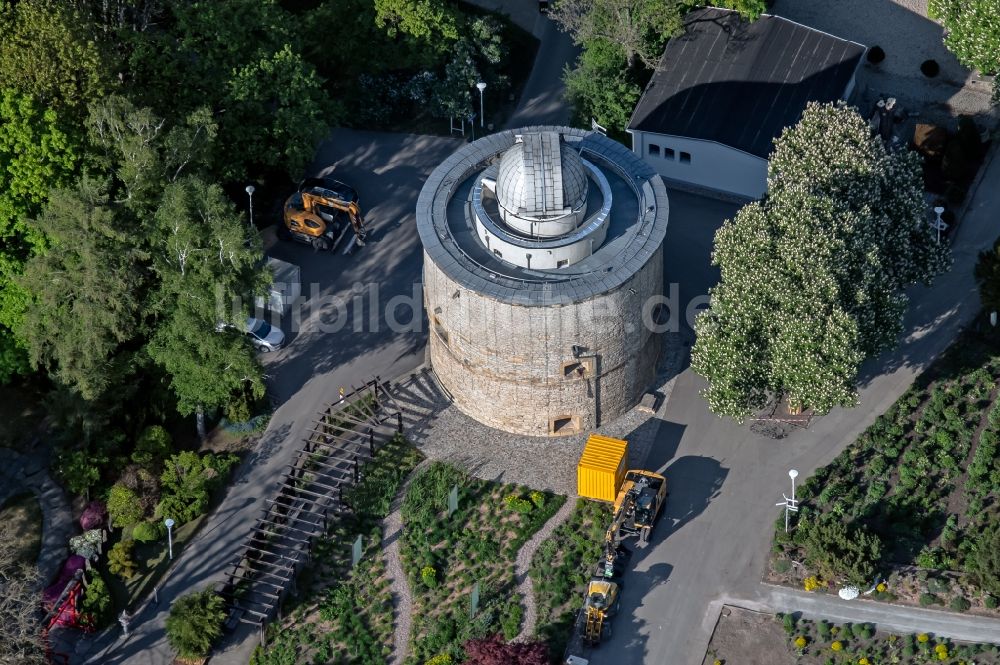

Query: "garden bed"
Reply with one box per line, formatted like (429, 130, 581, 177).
(399, 462, 566, 664)
(530, 498, 612, 657)
(702, 605, 1000, 665)
(251, 435, 424, 665)
(770, 330, 1000, 614)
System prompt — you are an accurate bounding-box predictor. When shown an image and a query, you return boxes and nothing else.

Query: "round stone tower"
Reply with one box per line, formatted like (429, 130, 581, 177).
(416, 126, 669, 437)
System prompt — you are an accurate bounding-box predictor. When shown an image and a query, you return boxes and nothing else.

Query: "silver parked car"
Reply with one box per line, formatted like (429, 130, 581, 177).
(245, 317, 285, 352)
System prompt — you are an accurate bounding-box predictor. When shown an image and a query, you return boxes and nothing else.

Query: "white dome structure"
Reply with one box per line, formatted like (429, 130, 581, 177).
(494, 131, 589, 235)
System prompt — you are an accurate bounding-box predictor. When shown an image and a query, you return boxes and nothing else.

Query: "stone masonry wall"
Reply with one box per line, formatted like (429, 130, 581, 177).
(425, 247, 663, 437)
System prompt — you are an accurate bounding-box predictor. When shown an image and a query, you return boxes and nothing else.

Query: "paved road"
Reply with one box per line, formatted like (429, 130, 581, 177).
(720, 586, 1000, 644)
(79, 130, 463, 665)
(586, 150, 1000, 664)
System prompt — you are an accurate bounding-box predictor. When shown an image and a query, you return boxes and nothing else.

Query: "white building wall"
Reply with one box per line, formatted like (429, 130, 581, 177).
(630, 131, 769, 200)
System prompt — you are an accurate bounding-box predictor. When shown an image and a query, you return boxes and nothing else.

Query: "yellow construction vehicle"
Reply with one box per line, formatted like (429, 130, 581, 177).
(581, 575, 621, 646)
(278, 177, 367, 252)
(568, 437, 669, 656)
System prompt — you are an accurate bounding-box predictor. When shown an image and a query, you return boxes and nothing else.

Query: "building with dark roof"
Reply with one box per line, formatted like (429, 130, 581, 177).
(627, 7, 865, 200)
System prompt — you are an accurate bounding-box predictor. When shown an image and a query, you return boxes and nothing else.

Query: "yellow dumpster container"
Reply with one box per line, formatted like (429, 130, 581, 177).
(577, 434, 628, 502)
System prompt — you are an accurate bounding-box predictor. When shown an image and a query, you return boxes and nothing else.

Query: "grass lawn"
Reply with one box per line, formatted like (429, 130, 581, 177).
(251, 435, 424, 665)
(530, 498, 612, 658)
(399, 462, 566, 664)
(0, 492, 43, 565)
(771, 329, 1000, 610)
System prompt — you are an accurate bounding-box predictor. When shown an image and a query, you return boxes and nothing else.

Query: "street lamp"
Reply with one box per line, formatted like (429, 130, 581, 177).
(476, 81, 487, 128)
(933, 205, 945, 244)
(245, 185, 256, 228)
(164, 518, 175, 560)
(776, 469, 799, 533)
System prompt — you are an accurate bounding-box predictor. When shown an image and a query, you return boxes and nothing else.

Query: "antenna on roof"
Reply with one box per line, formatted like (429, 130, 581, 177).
(591, 118, 607, 135)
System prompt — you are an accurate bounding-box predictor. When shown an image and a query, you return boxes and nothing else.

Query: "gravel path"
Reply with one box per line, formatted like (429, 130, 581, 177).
(382, 460, 430, 665)
(514, 498, 577, 642)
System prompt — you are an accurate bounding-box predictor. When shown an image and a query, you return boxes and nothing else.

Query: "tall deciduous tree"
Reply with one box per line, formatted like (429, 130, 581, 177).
(16, 179, 141, 399)
(0, 0, 108, 110)
(692, 103, 950, 421)
(929, 0, 1000, 99)
(222, 45, 333, 180)
(0, 89, 84, 382)
(550, 0, 682, 69)
(374, 0, 461, 46)
(146, 177, 268, 437)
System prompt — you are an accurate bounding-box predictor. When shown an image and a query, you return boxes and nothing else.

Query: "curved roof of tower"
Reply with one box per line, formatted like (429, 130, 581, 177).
(416, 126, 669, 306)
(495, 131, 589, 220)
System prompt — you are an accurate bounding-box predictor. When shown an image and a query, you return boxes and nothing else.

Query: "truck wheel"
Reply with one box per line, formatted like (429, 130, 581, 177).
(641, 527, 650, 544)
(312, 237, 330, 252)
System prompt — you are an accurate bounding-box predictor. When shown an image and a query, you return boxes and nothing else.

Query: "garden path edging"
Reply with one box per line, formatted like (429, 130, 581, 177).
(383, 459, 430, 665)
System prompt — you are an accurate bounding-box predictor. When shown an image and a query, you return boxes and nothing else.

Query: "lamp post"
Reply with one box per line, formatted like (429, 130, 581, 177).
(933, 205, 945, 244)
(476, 82, 486, 128)
(164, 518, 175, 560)
(776, 469, 799, 533)
(245, 185, 256, 228)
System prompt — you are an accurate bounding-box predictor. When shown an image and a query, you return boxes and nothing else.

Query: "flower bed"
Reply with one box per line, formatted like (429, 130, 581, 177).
(769, 332, 1000, 613)
(399, 462, 565, 664)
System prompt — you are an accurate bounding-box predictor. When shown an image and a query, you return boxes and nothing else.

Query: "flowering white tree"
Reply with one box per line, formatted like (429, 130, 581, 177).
(692, 102, 951, 421)
(929, 0, 1000, 98)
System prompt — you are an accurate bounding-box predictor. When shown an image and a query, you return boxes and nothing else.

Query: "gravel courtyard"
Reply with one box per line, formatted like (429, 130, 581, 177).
(770, 0, 997, 127)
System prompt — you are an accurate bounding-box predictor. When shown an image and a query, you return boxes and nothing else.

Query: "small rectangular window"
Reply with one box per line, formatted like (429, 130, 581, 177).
(493, 249, 503, 258)
(648, 143, 660, 157)
(679, 151, 692, 164)
(557, 259, 568, 268)
(664, 148, 675, 160)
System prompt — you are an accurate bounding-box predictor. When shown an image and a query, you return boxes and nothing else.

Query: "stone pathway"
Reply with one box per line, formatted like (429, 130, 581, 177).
(0, 445, 76, 586)
(513, 498, 577, 642)
(382, 460, 430, 665)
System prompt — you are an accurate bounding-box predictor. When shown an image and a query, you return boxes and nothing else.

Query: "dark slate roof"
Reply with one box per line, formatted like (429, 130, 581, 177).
(628, 8, 865, 159)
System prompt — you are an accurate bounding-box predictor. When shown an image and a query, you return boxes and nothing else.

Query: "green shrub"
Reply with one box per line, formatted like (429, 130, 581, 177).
(799, 514, 882, 585)
(919, 592, 940, 606)
(774, 558, 792, 573)
(108, 539, 138, 579)
(157, 451, 237, 525)
(132, 425, 172, 468)
(529, 490, 546, 509)
(107, 484, 144, 529)
(783, 613, 796, 634)
(950, 596, 971, 612)
(80, 571, 112, 628)
(165, 588, 226, 659)
(504, 494, 533, 514)
(815, 620, 830, 641)
(501, 601, 523, 640)
(421, 565, 439, 588)
(132, 521, 159, 543)
(984, 595, 998, 609)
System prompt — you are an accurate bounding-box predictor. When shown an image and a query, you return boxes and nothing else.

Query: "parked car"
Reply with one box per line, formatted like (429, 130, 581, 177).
(217, 317, 285, 352)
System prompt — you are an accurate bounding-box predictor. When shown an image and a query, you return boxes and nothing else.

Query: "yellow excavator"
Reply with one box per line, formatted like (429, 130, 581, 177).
(582, 470, 668, 648)
(278, 177, 367, 252)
